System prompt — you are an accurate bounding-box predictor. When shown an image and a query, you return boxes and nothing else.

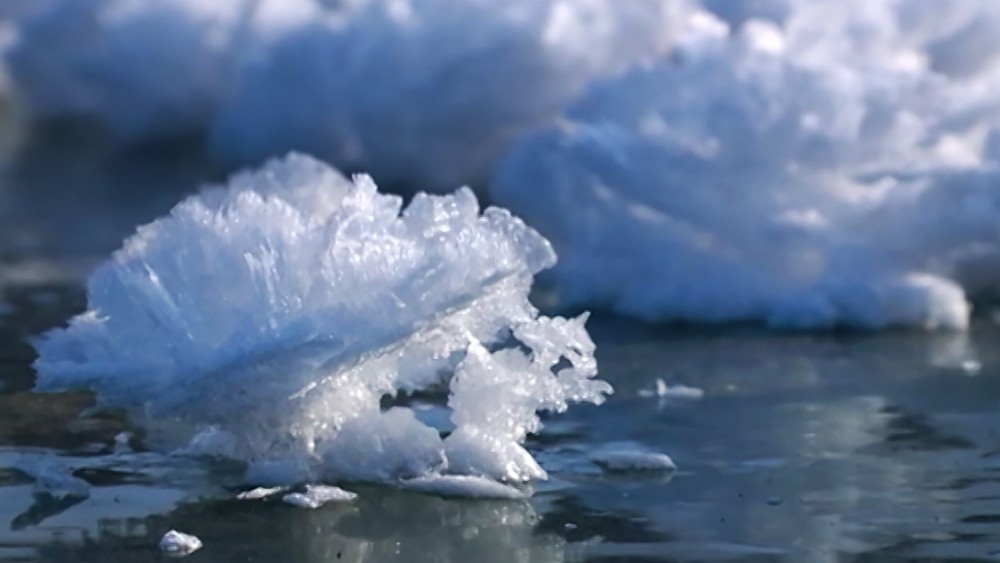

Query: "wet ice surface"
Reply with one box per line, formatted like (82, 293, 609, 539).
(2, 282, 1000, 561)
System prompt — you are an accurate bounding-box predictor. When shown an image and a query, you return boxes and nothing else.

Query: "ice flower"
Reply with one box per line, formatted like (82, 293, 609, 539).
(33, 153, 611, 493)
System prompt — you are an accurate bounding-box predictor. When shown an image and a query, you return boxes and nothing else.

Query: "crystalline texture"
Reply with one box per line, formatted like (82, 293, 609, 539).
(33, 153, 611, 491)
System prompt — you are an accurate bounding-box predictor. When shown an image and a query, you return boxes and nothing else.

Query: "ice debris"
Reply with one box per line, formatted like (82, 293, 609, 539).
(592, 445, 677, 472)
(282, 484, 357, 509)
(159, 530, 203, 557)
(236, 486, 288, 501)
(638, 379, 704, 400)
(32, 153, 611, 495)
(493, 2, 1000, 330)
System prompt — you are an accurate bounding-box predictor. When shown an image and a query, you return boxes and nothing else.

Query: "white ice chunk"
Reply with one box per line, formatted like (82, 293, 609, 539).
(400, 475, 528, 500)
(592, 444, 677, 472)
(282, 484, 357, 509)
(7, 0, 691, 189)
(494, 3, 1000, 330)
(236, 486, 288, 500)
(32, 153, 610, 491)
(208, 0, 691, 190)
(158, 530, 203, 556)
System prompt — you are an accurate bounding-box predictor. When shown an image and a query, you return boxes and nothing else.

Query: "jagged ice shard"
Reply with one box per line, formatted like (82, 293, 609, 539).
(32, 153, 611, 492)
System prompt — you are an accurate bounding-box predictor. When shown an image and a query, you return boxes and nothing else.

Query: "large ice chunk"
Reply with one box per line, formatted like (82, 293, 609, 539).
(208, 0, 691, 190)
(493, 4, 1000, 330)
(4, 0, 266, 141)
(32, 153, 611, 491)
(5, 0, 689, 188)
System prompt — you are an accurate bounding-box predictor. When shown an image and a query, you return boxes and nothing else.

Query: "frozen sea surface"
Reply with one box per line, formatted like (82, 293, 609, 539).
(1, 286, 999, 561)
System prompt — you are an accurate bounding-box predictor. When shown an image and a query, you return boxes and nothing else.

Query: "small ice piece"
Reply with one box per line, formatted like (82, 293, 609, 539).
(236, 486, 288, 500)
(400, 475, 528, 500)
(592, 445, 677, 472)
(493, 4, 1000, 331)
(282, 484, 357, 509)
(158, 530, 203, 556)
(16, 457, 90, 499)
(638, 379, 704, 400)
(113, 431, 133, 453)
(31, 153, 611, 490)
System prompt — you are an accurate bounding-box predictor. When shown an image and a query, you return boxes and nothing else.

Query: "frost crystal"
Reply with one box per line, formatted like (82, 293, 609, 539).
(33, 153, 610, 491)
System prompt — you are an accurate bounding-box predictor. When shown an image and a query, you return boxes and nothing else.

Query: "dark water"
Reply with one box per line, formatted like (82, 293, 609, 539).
(0, 127, 999, 562)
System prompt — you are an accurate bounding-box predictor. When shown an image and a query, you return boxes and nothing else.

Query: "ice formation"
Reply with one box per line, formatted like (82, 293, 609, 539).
(3, 0, 266, 141)
(493, 2, 1000, 329)
(32, 153, 611, 495)
(208, 0, 689, 189)
(10, 0, 1000, 331)
(236, 486, 287, 501)
(159, 530, 203, 556)
(282, 484, 357, 508)
(5, 0, 688, 188)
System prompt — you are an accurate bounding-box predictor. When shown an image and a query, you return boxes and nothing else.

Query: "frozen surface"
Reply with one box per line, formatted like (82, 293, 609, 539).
(282, 484, 357, 509)
(31, 153, 611, 494)
(158, 530, 202, 556)
(494, 1, 1000, 329)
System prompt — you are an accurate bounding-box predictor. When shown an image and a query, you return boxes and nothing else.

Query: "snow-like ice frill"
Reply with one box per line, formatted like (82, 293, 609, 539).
(494, 2, 1000, 330)
(32, 153, 611, 492)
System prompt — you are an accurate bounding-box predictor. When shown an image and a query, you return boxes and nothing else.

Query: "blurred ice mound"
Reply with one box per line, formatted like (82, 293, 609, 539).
(31, 153, 611, 491)
(8, 0, 1000, 330)
(494, 1, 1000, 329)
(4, 0, 688, 188)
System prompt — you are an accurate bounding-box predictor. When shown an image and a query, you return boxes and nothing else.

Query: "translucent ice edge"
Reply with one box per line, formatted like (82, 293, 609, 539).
(32, 153, 612, 496)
